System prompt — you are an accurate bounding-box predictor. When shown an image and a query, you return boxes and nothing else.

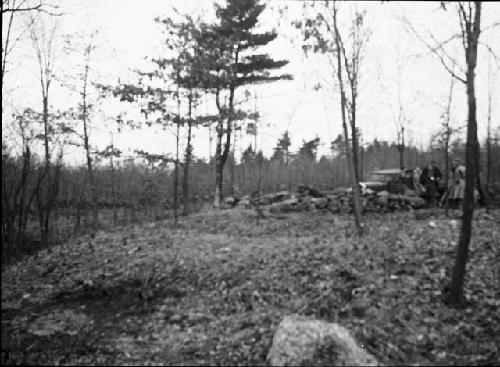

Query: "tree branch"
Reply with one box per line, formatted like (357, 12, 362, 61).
(403, 17, 467, 84)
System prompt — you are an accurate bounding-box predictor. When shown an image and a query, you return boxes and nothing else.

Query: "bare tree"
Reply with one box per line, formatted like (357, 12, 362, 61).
(2, 0, 59, 94)
(1, 110, 47, 261)
(298, 1, 369, 235)
(406, 1, 485, 307)
(332, 3, 365, 234)
(56, 31, 101, 229)
(446, 1, 483, 307)
(65, 32, 100, 229)
(433, 73, 460, 216)
(485, 54, 496, 213)
(29, 11, 60, 248)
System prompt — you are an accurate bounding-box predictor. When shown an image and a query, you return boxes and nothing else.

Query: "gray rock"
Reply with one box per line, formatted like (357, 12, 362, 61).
(376, 191, 389, 206)
(407, 196, 426, 208)
(270, 198, 299, 213)
(310, 197, 328, 209)
(267, 314, 378, 366)
(275, 191, 292, 202)
(237, 199, 251, 208)
(224, 196, 239, 206)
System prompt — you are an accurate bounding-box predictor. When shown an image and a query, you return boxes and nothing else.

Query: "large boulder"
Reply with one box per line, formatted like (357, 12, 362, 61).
(310, 197, 328, 209)
(267, 314, 378, 366)
(269, 198, 299, 213)
(261, 191, 293, 206)
(275, 190, 292, 203)
(224, 196, 239, 207)
(237, 198, 252, 208)
(259, 194, 273, 206)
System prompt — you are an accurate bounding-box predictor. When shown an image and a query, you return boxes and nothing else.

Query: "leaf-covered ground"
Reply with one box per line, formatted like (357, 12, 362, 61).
(2, 208, 499, 365)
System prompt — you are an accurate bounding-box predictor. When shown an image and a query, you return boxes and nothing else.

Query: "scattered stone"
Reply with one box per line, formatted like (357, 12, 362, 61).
(224, 196, 239, 207)
(297, 185, 325, 198)
(310, 197, 328, 209)
(270, 198, 299, 213)
(376, 191, 389, 206)
(267, 314, 378, 366)
(406, 196, 426, 208)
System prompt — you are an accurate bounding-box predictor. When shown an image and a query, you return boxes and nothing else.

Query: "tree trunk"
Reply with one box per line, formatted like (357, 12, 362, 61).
(230, 127, 236, 197)
(332, 3, 363, 235)
(41, 93, 51, 249)
(474, 141, 488, 206)
(213, 122, 224, 207)
(82, 85, 98, 229)
(444, 74, 454, 216)
(350, 120, 363, 230)
(486, 85, 491, 213)
(173, 122, 180, 224)
(444, 135, 450, 216)
(213, 49, 238, 208)
(182, 91, 193, 216)
(110, 144, 117, 225)
(446, 2, 481, 308)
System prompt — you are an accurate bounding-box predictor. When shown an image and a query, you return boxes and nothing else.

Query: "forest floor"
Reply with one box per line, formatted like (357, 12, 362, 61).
(1, 207, 499, 366)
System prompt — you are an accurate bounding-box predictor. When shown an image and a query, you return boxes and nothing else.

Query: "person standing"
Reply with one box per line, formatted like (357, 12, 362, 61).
(413, 166, 425, 197)
(451, 165, 466, 208)
(420, 160, 443, 207)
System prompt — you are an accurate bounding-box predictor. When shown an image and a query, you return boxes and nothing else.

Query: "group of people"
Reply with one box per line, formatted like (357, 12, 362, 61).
(411, 160, 466, 208)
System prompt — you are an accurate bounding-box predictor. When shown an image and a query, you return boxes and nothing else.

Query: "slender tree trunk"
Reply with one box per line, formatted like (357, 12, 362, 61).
(230, 126, 236, 197)
(41, 93, 51, 249)
(332, 3, 362, 235)
(350, 118, 363, 224)
(182, 91, 193, 216)
(82, 79, 98, 229)
(173, 122, 180, 224)
(446, 2, 481, 307)
(486, 84, 491, 213)
(444, 135, 450, 215)
(213, 117, 233, 207)
(475, 142, 488, 206)
(110, 144, 117, 225)
(444, 74, 454, 216)
(1, 5, 15, 93)
(213, 49, 238, 208)
(360, 135, 364, 181)
(213, 122, 224, 208)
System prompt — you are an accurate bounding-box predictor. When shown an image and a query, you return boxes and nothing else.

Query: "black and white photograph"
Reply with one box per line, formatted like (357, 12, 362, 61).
(1, 0, 499, 365)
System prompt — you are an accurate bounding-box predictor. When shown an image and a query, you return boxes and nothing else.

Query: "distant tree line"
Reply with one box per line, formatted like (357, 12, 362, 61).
(4, 126, 499, 261)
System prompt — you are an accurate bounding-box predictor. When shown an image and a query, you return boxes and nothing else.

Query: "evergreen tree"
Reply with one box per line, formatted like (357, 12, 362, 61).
(203, 0, 292, 207)
(271, 130, 292, 163)
(298, 137, 321, 162)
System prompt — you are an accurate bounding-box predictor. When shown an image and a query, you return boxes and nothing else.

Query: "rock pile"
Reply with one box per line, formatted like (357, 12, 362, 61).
(225, 185, 427, 214)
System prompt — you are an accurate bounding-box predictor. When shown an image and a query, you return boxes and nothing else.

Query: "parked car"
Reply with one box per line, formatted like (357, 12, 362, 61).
(363, 168, 446, 197)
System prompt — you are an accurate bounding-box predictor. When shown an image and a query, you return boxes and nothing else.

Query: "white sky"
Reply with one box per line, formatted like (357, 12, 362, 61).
(2, 0, 499, 165)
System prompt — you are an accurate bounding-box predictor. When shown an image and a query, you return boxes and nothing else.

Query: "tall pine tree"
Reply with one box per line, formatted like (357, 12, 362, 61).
(203, 0, 292, 207)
